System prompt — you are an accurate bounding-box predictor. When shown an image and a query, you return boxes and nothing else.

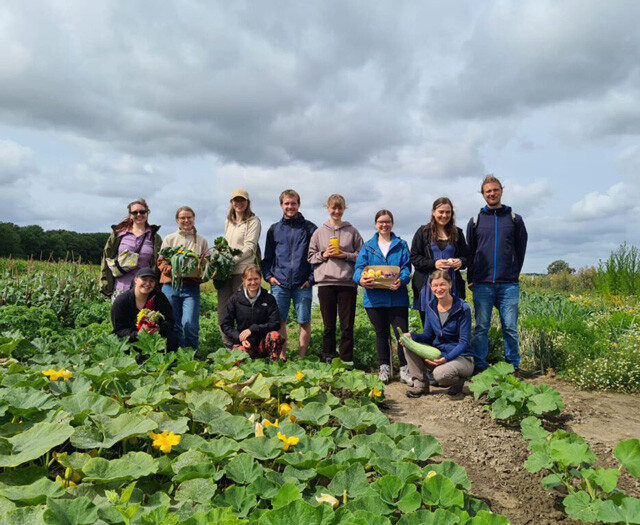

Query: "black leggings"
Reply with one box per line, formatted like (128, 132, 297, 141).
(365, 307, 408, 367)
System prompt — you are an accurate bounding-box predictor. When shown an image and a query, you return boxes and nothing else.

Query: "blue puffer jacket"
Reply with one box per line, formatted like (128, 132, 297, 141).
(411, 296, 472, 361)
(261, 213, 317, 288)
(353, 233, 411, 308)
(465, 205, 528, 284)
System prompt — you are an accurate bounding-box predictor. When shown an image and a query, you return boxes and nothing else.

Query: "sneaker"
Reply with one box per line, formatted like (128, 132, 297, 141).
(400, 365, 413, 387)
(406, 385, 429, 398)
(379, 364, 391, 384)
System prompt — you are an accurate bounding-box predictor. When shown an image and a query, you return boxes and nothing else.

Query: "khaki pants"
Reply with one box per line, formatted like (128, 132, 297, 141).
(405, 350, 474, 388)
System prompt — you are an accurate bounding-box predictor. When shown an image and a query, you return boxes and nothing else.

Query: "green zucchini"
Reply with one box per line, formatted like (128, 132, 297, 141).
(398, 334, 442, 360)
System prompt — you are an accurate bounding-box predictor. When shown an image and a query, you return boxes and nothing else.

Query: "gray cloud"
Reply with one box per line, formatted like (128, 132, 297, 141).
(428, 1, 640, 120)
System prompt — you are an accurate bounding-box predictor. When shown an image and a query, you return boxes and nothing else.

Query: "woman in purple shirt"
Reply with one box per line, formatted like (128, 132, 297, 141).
(100, 198, 162, 301)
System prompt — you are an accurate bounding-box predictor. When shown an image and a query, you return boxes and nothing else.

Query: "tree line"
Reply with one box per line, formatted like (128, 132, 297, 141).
(0, 222, 109, 264)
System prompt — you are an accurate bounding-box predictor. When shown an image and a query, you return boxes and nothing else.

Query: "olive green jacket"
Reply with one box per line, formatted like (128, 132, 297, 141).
(99, 224, 162, 297)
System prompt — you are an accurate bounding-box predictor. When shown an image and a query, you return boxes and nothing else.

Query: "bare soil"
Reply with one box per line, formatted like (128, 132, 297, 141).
(382, 374, 640, 524)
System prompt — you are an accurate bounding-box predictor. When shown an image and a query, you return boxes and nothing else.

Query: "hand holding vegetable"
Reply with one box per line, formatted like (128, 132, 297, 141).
(239, 329, 251, 342)
(359, 274, 375, 288)
(389, 278, 401, 291)
(435, 259, 451, 270)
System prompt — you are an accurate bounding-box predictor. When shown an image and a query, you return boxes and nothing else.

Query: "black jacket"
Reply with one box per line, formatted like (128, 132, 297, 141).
(409, 225, 469, 300)
(111, 288, 175, 341)
(221, 288, 280, 346)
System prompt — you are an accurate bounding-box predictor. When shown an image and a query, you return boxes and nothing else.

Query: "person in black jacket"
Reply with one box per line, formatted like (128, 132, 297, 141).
(221, 264, 285, 361)
(111, 267, 178, 353)
(410, 197, 469, 326)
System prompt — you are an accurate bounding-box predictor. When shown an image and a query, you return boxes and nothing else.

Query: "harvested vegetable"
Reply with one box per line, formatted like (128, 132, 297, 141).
(399, 333, 442, 360)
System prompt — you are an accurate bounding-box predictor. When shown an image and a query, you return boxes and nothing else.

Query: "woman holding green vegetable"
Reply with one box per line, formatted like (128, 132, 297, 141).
(218, 189, 262, 348)
(403, 270, 474, 398)
(157, 206, 209, 350)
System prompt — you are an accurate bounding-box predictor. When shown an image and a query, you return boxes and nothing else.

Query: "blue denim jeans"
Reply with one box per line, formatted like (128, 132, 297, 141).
(471, 283, 520, 371)
(271, 284, 312, 324)
(162, 284, 201, 349)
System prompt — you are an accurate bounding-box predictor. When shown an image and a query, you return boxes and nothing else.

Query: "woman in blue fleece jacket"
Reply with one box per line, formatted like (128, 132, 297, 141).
(402, 270, 474, 398)
(354, 209, 411, 385)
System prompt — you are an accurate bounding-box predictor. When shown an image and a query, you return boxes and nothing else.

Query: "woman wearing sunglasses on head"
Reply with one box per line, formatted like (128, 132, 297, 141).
(100, 198, 162, 301)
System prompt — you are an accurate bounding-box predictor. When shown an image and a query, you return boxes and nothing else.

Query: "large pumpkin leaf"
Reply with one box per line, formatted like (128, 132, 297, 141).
(0, 476, 64, 504)
(81, 451, 158, 482)
(0, 421, 74, 467)
(43, 496, 98, 525)
(225, 453, 263, 484)
(70, 413, 156, 449)
(397, 435, 443, 462)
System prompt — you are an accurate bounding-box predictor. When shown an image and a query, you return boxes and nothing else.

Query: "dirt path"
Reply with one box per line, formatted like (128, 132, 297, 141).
(382, 375, 640, 524)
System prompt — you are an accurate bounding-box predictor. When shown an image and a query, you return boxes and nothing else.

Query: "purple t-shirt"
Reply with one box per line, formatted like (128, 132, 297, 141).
(114, 229, 155, 292)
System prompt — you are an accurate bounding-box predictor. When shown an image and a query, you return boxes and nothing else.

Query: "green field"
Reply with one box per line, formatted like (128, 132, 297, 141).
(0, 247, 639, 523)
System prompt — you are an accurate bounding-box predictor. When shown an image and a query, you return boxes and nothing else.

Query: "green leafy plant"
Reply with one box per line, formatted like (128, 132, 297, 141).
(469, 362, 564, 423)
(521, 417, 640, 523)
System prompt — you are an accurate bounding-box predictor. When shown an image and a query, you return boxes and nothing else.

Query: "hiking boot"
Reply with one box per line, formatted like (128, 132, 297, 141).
(447, 378, 465, 397)
(379, 364, 391, 384)
(512, 368, 522, 380)
(406, 385, 429, 398)
(399, 365, 413, 387)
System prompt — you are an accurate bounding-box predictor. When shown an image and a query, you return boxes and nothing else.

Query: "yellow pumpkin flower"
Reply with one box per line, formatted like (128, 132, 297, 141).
(315, 493, 339, 508)
(425, 470, 437, 481)
(254, 422, 264, 437)
(149, 430, 181, 453)
(42, 368, 72, 381)
(263, 418, 279, 428)
(278, 403, 292, 416)
(368, 388, 382, 398)
(56, 475, 77, 489)
(277, 431, 300, 451)
(295, 371, 305, 381)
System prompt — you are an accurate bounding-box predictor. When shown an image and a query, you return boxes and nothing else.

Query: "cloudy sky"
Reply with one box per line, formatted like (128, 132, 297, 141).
(1, 0, 639, 272)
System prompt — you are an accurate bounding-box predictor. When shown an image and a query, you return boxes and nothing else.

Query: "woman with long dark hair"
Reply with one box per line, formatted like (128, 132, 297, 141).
(100, 198, 162, 301)
(410, 197, 468, 325)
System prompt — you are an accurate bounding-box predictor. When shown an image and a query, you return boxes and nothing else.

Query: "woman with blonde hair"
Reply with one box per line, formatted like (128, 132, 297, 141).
(221, 264, 285, 360)
(308, 194, 363, 362)
(217, 189, 262, 347)
(100, 198, 162, 301)
(157, 206, 209, 350)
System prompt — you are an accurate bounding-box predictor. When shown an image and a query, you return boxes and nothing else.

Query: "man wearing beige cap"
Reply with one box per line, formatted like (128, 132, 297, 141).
(217, 188, 262, 347)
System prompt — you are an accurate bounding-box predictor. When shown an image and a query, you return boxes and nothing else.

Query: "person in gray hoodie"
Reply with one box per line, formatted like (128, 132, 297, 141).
(308, 194, 364, 363)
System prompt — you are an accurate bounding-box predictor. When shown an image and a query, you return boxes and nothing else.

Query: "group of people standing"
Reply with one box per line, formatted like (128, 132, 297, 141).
(100, 174, 528, 398)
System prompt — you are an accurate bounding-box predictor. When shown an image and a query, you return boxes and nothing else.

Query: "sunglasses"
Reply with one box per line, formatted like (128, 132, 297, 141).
(130, 210, 148, 216)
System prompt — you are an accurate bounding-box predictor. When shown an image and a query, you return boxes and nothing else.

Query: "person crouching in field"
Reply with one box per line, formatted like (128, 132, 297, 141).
(221, 265, 286, 361)
(111, 267, 178, 356)
(402, 270, 474, 399)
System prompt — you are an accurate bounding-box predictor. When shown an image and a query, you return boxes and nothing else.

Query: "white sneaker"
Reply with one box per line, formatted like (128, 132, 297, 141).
(379, 364, 391, 384)
(400, 365, 413, 387)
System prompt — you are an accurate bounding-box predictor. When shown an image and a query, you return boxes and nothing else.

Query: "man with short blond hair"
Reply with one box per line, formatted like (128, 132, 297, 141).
(466, 175, 528, 375)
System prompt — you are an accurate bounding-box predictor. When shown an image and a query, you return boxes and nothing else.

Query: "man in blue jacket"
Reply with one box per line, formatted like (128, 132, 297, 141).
(262, 189, 317, 357)
(466, 175, 528, 375)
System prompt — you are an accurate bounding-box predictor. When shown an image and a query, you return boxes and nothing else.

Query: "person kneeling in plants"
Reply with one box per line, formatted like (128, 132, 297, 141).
(221, 264, 285, 361)
(401, 270, 474, 398)
(111, 267, 178, 355)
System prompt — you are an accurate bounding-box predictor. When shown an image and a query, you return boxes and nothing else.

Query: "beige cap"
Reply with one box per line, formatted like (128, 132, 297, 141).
(231, 188, 249, 201)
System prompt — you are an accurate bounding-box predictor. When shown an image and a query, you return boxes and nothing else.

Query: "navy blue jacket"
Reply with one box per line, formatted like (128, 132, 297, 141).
(353, 232, 411, 308)
(465, 205, 527, 284)
(411, 296, 472, 361)
(261, 213, 317, 288)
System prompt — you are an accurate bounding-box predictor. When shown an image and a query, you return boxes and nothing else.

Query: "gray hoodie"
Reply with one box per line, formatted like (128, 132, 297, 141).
(308, 220, 364, 286)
